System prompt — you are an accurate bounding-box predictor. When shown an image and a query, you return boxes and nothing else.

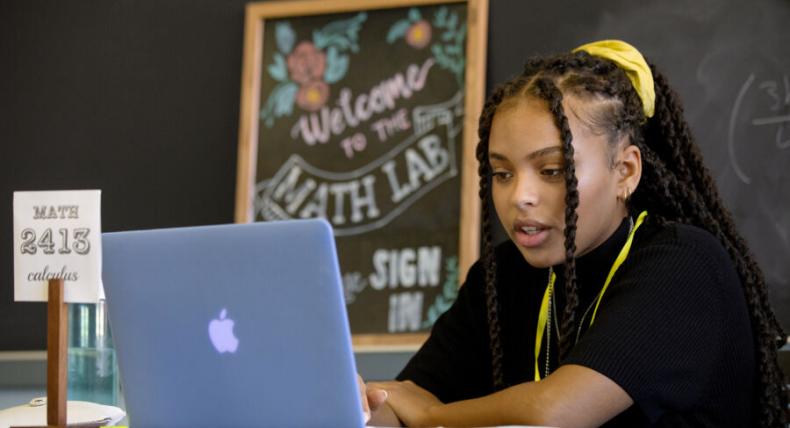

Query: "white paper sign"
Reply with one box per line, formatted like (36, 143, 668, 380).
(13, 190, 102, 303)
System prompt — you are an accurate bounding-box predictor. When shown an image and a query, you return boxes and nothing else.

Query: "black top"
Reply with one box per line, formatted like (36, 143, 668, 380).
(397, 218, 756, 427)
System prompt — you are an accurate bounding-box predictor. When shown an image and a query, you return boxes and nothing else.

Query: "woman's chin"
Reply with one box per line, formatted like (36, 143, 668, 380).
(515, 246, 563, 269)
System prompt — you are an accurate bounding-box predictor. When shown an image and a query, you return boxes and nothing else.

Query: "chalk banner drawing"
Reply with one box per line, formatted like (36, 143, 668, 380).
(255, 92, 463, 236)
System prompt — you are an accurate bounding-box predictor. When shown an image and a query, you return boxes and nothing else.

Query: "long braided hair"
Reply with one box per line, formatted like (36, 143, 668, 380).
(475, 50, 788, 426)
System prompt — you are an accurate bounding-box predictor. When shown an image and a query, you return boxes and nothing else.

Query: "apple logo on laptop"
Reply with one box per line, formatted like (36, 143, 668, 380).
(208, 308, 239, 354)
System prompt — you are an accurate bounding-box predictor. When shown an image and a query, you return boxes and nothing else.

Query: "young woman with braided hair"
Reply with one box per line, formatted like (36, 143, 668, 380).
(358, 40, 787, 427)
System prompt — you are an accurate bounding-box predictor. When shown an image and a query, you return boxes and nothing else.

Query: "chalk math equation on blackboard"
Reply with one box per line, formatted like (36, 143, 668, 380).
(728, 72, 790, 184)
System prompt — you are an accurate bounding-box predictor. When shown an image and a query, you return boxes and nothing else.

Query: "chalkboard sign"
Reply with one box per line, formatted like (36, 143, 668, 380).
(235, 0, 488, 348)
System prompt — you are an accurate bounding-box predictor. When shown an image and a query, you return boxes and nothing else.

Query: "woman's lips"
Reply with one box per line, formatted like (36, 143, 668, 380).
(513, 220, 551, 248)
(514, 227, 550, 248)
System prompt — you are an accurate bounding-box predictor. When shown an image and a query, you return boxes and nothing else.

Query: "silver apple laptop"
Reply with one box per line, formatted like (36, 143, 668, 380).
(102, 219, 363, 428)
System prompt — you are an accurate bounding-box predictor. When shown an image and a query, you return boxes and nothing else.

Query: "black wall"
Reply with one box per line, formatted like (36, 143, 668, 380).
(2, 0, 788, 350)
(1, 0, 247, 349)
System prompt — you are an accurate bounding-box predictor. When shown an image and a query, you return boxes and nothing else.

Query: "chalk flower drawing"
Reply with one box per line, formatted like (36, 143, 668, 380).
(260, 13, 367, 127)
(296, 80, 330, 111)
(406, 20, 432, 49)
(387, 7, 466, 86)
(287, 41, 326, 84)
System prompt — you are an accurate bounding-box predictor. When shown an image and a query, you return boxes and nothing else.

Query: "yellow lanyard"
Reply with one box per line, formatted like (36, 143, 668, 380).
(533, 211, 648, 382)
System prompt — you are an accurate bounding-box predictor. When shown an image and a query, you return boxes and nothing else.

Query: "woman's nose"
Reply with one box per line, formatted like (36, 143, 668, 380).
(512, 176, 539, 210)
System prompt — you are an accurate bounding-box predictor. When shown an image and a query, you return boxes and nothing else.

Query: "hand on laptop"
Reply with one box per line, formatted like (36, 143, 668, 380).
(365, 380, 443, 427)
(357, 373, 389, 423)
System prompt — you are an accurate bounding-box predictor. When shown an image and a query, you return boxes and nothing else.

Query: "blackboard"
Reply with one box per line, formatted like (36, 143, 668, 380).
(235, 0, 488, 348)
(484, 0, 790, 332)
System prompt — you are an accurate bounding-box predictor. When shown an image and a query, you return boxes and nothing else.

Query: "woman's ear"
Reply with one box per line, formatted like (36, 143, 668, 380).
(616, 143, 642, 201)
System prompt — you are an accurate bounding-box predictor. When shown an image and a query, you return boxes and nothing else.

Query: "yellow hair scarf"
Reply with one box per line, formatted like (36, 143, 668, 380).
(573, 40, 655, 118)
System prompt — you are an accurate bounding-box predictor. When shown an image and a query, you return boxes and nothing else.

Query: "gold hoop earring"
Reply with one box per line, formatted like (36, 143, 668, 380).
(618, 187, 630, 203)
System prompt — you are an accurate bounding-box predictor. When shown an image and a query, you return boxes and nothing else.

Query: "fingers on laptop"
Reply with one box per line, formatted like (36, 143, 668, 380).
(357, 374, 371, 422)
(367, 388, 389, 410)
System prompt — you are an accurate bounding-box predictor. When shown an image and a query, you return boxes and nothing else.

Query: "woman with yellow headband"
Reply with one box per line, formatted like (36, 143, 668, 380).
(358, 40, 787, 427)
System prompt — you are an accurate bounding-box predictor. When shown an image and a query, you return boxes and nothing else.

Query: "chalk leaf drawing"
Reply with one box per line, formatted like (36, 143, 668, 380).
(422, 256, 459, 328)
(387, 7, 466, 85)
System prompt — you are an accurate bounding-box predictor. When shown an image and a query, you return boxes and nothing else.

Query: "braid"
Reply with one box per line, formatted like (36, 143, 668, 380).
(480, 200, 505, 389)
(637, 64, 788, 427)
(476, 78, 526, 390)
(530, 77, 581, 361)
(529, 54, 632, 362)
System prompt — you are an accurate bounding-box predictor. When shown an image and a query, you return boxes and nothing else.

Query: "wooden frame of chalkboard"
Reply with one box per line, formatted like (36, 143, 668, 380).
(236, 0, 487, 350)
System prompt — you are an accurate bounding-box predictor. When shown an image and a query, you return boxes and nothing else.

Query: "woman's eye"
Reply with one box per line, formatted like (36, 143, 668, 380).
(492, 171, 512, 182)
(541, 168, 562, 178)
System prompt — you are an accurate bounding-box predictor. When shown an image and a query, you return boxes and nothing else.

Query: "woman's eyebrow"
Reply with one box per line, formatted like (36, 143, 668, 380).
(489, 146, 562, 162)
(526, 146, 563, 160)
(489, 152, 509, 162)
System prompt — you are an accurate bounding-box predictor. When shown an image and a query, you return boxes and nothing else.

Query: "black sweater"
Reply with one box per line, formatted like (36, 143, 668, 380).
(397, 218, 755, 427)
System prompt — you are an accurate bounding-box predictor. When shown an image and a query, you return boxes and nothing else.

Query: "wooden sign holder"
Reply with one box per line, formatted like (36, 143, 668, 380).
(13, 278, 68, 428)
(46, 278, 68, 428)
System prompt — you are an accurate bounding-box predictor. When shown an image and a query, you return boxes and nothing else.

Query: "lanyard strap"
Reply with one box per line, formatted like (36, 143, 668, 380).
(534, 269, 556, 382)
(589, 210, 647, 325)
(533, 211, 648, 382)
